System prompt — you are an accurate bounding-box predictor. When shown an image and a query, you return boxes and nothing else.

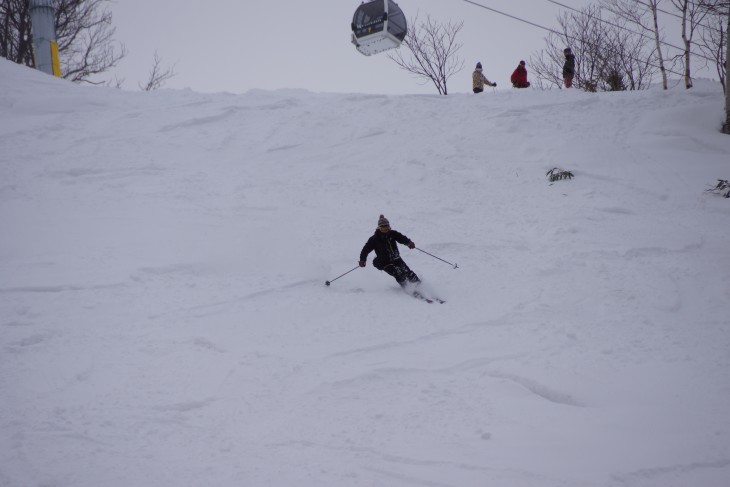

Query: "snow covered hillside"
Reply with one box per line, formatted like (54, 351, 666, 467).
(1, 58, 729, 487)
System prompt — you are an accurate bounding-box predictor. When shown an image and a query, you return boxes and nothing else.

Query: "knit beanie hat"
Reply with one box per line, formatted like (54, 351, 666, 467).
(377, 214, 390, 227)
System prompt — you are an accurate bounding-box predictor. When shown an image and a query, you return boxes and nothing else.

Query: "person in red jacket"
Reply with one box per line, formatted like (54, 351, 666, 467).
(511, 60, 531, 89)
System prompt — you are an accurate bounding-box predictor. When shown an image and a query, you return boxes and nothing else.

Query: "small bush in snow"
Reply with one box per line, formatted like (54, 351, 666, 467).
(706, 179, 730, 198)
(546, 168, 574, 183)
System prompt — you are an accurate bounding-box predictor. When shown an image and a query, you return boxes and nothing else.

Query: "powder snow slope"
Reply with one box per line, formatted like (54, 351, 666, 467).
(1, 59, 729, 487)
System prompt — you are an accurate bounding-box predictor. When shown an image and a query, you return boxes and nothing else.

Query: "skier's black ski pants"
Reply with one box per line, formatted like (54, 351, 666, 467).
(374, 257, 420, 287)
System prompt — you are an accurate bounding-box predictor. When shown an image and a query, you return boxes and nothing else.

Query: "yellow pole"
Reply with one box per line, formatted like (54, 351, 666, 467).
(50, 41, 61, 77)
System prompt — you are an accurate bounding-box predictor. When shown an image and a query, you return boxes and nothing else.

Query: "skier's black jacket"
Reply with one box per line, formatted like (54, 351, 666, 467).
(360, 230, 413, 269)
(563, 53, 576, 77)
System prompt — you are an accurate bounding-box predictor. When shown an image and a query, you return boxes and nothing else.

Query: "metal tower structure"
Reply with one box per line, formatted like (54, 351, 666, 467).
(29, 0, 61, 77)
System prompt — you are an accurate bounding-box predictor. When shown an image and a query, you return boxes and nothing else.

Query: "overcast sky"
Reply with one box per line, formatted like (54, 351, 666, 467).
(107, 0, 695, 95)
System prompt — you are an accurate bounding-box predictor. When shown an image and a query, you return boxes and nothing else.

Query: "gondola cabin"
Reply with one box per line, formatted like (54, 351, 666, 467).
(351, 0, 407, 56)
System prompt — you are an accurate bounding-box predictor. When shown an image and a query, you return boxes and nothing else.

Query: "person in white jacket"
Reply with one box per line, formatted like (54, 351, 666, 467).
(472, 62, 496, 93)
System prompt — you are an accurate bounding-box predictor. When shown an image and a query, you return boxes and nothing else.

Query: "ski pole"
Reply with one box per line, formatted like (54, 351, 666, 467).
(415, 248, 458, 269)
(325, 266, 359, 286)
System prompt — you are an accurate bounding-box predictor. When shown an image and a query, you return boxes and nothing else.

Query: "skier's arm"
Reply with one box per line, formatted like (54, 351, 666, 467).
(359, 238, 375, 264)
(393, 231, 415, 249)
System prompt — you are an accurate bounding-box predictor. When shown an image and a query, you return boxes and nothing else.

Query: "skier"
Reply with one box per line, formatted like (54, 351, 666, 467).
(510, 60, 531, 88)
(359, 215, 420, 288)
(472, 62, 497, 93)
(563, 48, 576, 88)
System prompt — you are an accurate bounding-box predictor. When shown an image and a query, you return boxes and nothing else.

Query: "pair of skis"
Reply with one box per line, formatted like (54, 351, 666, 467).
(411, 291, 445, 304)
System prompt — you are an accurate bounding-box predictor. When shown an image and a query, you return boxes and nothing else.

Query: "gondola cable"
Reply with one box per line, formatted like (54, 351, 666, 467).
(458, 0, 693, 79)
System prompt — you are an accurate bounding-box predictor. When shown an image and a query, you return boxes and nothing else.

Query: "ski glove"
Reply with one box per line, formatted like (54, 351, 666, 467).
(358, 260, 366, 267)
(407, 242, 415, 249)
(492, 82, 497, 87)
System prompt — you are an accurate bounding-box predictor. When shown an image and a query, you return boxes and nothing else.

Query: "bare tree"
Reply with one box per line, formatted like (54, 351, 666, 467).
(696, 1, 727, 91)
(723, 2, 730, 133)
(387, 14, 465, 95)
(648, 0, 671, 89)
(0, 0, 125, 83)
(603, 0, 670, 89)
(0, 0, 34, 66)
(531, 5, 656, 91)
(530, 48, 565, 89)
(718, 2, 730, 135)
(139, 51, 176, 91)
(604, 18, 657, 89)
(668, 0, 713, 88)
(106, 74, 124, 89)
(695, 0, 729, 133)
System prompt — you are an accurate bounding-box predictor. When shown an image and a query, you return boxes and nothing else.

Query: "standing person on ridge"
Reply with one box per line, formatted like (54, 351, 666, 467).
(359, 215, 421, 288)
(472, 62, 496, 93)
(511, 60, 530, 88)
(563, 48, 576, 88)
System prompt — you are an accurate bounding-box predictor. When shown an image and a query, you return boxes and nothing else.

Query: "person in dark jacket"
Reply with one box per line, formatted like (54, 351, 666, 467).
(563, 48, 576, 88)
(511, 60, 530, 88)
(359, 215, 420, 288)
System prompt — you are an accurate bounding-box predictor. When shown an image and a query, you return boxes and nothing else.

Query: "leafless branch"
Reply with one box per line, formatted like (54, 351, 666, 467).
(1, 0, 126, 82)
(531, 4, 656, 91)
(387, 14, 465, 95)
(139, 51, 177, 91)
